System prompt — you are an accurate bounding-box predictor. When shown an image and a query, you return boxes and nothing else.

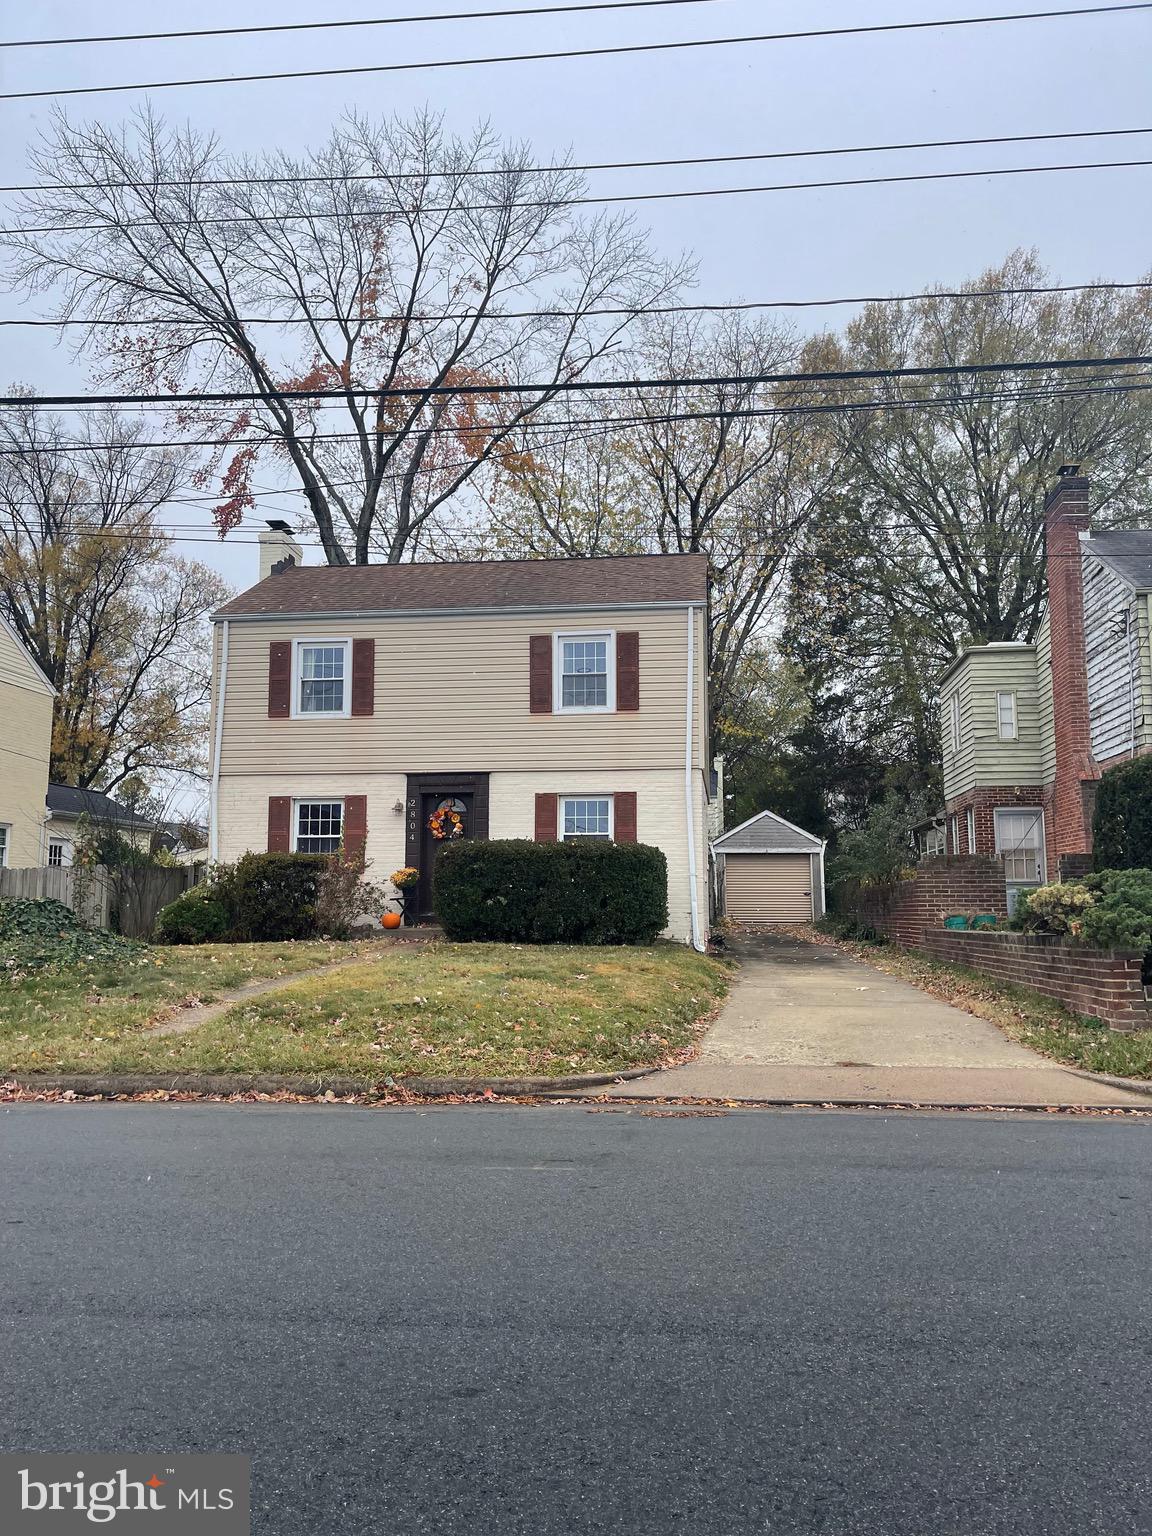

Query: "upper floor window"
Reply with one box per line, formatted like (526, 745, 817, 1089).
(948, 692, 961, 753)
(560, 796, 613, 841)
(555, 632, 615, 713)
(294, 640, 350, 718)
(996, 690, 1018, 740)
(293, 799, 343, 853)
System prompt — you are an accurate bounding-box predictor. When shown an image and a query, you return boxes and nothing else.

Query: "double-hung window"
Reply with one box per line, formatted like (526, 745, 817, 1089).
(0, 824, 8, 867)
(948, 692, 961, 753)
(556, 632, 614, 713)
(996, 690, 1018, 740)
(294, 640, 350, 718)
(47, 837, 72, 868)
(965, 807, 976, 854)
(560, 796, 613, 841)
(293, 800, 344, 854)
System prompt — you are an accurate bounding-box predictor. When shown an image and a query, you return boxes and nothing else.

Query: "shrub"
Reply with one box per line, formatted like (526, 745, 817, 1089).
(313, 855, 388, 939)
(433, 839, 669, 945)
(0, 897, 142, 972)
(154, 888, 230, 945)
(1011, 881, 1098, 936)
(1093, 756, 1152, 870)
(1080, 868, 1152, 953)
(227, 851, 329, 941)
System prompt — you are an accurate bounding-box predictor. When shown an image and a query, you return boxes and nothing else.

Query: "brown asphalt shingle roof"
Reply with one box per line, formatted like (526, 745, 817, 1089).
(215, 553, 709, 618)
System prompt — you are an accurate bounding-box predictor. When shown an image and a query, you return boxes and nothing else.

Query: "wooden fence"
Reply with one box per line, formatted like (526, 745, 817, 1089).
(0, 864, 195, 938)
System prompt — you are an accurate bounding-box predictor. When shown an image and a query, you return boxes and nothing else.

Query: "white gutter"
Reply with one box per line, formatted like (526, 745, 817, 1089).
(684, 608, 704, 952)
(208, 620, 229, 863)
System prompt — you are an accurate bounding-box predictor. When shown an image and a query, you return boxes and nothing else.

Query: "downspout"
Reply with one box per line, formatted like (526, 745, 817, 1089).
(818, 838, 828, 920)
(684, 607, 704, 952)
(209, 620, 229, 863)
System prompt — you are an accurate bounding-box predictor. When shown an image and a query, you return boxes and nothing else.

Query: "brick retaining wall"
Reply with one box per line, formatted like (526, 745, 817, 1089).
(921, 929, 1150, 1031)
(851, 856, 1009, 949)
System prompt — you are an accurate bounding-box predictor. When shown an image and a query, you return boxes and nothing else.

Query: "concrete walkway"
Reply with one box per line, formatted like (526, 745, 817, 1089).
(602, 933, 1151, 1108)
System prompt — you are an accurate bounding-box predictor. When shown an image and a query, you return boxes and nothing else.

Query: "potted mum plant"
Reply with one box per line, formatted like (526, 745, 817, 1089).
(382, 866, 420, 928)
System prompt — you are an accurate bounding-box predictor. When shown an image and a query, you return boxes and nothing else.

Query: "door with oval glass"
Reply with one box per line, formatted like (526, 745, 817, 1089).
(416, 790, 474, 921)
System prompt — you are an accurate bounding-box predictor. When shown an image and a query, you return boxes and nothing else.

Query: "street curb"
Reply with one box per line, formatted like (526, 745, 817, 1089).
(1062, 1067, 1152, 1098)
(2, 1066, 660, 1099)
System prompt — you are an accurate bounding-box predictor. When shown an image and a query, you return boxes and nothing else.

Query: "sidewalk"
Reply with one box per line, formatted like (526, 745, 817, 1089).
(599, 932, 1152, 1108)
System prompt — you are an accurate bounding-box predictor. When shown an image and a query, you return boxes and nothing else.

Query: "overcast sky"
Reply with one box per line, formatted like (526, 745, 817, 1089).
(2, 0, 1150, 593)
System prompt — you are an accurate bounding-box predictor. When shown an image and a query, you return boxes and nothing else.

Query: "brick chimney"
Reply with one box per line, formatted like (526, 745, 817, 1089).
(258, 520, 302, 582)
(1044, 466, 1096, 857)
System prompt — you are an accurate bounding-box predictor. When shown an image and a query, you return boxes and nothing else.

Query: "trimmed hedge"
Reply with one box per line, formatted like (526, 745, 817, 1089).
(433, 839, 669, 944)
(226, 852, 329, 942)
(154, 888, 231, 945)
(1094, 756, 1152, 870)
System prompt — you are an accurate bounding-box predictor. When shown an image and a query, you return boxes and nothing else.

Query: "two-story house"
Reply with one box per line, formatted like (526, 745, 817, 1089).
(937, 468, 1152, 907)
(0, 614, 54, 868)
(209, 530, 711, 947)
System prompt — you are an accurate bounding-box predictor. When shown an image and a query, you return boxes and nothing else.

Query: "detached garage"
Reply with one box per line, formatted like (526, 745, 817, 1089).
(712, 810, 826, 924)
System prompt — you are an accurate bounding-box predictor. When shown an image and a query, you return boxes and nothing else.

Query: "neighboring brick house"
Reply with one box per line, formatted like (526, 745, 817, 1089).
(937, 468, 1152, 907)
(209, 529, 711, 947)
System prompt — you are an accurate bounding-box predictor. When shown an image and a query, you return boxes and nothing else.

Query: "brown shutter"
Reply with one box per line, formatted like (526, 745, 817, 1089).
(529, 634, 553, 714)
(343, 795, 368, 863)
(267, 796, 292, 853)
(614, 792, 637, 843)
(616, 631, 640, 711)
(350, 639, 375, 717)
(268, 641, 292, 719)
(534, 793, 558, 841)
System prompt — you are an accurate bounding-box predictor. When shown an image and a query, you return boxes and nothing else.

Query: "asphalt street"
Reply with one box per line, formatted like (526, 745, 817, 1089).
(2, 1104, 1150, 1535)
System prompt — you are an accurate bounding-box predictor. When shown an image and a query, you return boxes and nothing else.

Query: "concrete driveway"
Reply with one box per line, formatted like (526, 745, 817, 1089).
(603, 932, 1151, 1108)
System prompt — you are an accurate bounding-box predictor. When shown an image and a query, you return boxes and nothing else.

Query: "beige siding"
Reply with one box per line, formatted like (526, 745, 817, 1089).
(941, 645, 1043, 799)
(218, 605, 702, 774)
(0, 625, 53, 867)
(723, 853, 814, 923)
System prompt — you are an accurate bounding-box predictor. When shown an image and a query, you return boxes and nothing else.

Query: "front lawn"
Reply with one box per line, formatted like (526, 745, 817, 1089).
(803, 924, 1152, 1080)
(2, 942, 730, 1081)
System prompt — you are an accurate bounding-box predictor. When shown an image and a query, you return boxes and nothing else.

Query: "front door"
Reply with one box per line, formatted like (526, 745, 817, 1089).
(404, 774, 490, 923)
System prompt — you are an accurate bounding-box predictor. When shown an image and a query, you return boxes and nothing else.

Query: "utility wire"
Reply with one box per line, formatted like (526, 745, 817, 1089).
(2, 280, 1148, 331)
(4, 124, 1148, 195)
(7, 157, 1148, 237)
(2, 5, 1146, 101)
(0, 0, 735, 49)
(2, 377, 1148, 458)
(5, 352, 1151, 408)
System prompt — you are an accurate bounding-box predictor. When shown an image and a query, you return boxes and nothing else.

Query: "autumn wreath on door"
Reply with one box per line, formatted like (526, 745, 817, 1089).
(428, 798, 467, 840)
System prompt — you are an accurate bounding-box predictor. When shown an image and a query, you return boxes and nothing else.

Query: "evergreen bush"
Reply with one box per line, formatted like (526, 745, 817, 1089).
(1093, 756, 1152, 870)
(433, 839, 669, 945)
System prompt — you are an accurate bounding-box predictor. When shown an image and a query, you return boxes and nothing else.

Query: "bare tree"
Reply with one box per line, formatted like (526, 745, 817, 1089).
(0, 397, 228, 789)
(4, 107, 687, 566)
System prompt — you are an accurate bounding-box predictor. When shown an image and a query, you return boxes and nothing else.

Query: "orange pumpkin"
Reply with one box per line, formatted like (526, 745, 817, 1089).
(380, 912, 402, 930)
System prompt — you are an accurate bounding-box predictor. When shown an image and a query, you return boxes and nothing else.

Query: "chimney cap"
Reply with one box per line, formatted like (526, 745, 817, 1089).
(265, 518, 293, 533)
(1057, 463, 1082, 477)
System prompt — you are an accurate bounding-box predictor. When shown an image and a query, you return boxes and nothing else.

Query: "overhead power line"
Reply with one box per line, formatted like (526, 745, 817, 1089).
(6, 156, 1150, 237)
(3, 123, 1148, 195)
(5, 352, 1151, 409)
(2, 376, 1148, 458)
(2, 0, 734, 49)
(2, 5, 1146, 101)
(2, 279, 1149, 330)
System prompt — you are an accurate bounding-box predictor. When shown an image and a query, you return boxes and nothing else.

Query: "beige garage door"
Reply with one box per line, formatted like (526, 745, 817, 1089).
(724, 854, 813, 923)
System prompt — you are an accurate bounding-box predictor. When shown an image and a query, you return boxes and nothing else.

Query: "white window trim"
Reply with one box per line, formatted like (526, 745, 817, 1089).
(948, 813, 959, 854)
(558, 794, 615, 842)
(949, 691, 961, 753)
(994, 807, 1046, 885)
(0, 823, 9, 867)
(966, 807, 976, 854)
(996, 689, 1018, 740)
(290, 637, 353, 720)
(290, 797, 346, 853)
(47, 836, 73, 868)
(553, 630, 616, 714)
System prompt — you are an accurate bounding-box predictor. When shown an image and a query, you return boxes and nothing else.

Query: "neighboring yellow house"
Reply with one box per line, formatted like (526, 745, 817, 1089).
(0, 614, 54, 868)
(210, 532, 711, 947)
